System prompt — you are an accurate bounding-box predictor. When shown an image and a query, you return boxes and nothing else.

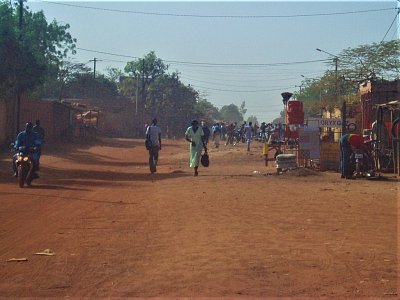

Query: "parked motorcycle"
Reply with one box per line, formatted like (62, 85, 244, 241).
(350, 148, 375, 178)
(12, 144, 39, 188)
(233, 130, 243, 146)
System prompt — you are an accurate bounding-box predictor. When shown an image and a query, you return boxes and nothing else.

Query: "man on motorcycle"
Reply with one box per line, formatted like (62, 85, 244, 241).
(340, 133, 373, 179)
(12, 122, 41, 177)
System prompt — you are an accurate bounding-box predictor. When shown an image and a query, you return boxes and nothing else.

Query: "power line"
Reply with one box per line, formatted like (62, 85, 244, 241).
(43, 2, 396, 19)
(390, 21, 400, 40)
(381, 8, 400, 42)
(190, 84, 292, 93)
(76, 47, 329, 67)
(180, 74, 310, 86)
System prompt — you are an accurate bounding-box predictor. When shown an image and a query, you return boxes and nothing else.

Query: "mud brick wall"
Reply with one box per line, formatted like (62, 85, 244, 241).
(19, 98, 71, 142)
(0, 101, 7, 145)
(320, 141, 340, 171)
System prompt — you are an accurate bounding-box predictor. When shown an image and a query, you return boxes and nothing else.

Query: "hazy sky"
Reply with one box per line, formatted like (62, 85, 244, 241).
(28, 0, 399, 122)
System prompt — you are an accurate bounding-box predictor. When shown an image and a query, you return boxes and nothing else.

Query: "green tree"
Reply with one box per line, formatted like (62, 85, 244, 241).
(338, 40, 400, 82)
(63, 73, 119, 100)
(239, 101, 247, 117)
(194, 98, 221, 124)
(105, 66, 124, 87)
(247, 115, 258, 125)
(0, 1, 76, 99)
(146, 73, 198, 136)
(294, 40, 399, 119)
(124, 51, 168, 124)
(220, 104, 243, 123)
(33, 60, 90, 100)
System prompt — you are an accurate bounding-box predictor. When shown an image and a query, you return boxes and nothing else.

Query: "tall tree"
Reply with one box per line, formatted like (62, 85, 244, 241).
(220, 104, 243, 123)
(194, 98, 221, 124)
(145, 73, 198, 136)
(124, 51, 168, 125)
(247, 115, 258, 125)
(293, 40, 400, 119)
(0, 1, 76, 99)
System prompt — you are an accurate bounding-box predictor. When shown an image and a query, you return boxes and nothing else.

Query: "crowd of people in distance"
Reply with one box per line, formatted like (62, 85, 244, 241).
(202, 121, 286, 149)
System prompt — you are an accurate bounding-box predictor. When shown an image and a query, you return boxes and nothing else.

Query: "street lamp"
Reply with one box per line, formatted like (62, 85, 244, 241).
(316, 48, 346, 135)
(316, 48, 339, 104)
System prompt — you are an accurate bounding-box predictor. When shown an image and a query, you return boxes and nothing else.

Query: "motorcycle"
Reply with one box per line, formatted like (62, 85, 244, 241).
(350, 148, 375, 178)
(11, 144, 39, 188)
(233, 129, 247, 145)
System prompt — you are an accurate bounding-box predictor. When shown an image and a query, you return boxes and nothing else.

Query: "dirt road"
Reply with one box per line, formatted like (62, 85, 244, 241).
(0, 138, 398, 298)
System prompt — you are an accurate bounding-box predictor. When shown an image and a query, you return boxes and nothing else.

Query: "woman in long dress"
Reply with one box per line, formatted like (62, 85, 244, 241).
(185, 120, 206, 176)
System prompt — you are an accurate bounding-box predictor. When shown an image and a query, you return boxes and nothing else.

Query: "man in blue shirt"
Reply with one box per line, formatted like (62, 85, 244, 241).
(12, 122, 41, 177)
(145, 118, 162, 174)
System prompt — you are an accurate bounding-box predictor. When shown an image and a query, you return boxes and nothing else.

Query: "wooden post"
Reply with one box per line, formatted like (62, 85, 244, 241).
(263, 143, 269, 166)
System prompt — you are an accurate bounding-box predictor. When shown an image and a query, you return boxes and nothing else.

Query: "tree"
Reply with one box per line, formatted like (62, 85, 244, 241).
(0, 1, 76, 98)
(247, 115, 258, 125)
(63, 73, 119, 100)
(272, 110, 285, 124)
(239, 101, 247, 117)
(293, 40, 400, 119)
(220, 104, 243, 123)
(145, 73, 199, 136)
(105, 66, 124, 87)
(33, 60, 90, 100)
(124, 51, 168, 86)
(124, 51, 168, 125)
(194, 98, 221, 124)
(337, 40, 399, 83)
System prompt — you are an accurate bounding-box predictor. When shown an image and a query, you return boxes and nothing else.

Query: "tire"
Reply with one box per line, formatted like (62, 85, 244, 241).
(355, 161, 362, 178)
(17, 165, 25, 188)
(274, 149, 283, 159)
(391, 118, 399, 140)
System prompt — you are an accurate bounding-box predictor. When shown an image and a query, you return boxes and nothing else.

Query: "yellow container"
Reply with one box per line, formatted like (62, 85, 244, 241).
(262, 143, 269, 155)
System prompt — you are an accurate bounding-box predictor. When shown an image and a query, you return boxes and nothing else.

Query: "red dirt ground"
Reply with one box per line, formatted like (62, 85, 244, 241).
(0, 138, 398, 298)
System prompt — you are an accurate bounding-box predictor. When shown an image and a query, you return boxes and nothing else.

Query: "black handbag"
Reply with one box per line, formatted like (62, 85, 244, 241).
(145, 139, 152, 150)
(201, 149, 209, 167)
(145, 126, 152, 150)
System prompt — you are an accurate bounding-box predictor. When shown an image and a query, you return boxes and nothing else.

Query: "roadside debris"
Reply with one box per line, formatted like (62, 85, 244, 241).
(6, 258, 28, 262)
(34, 249, 55, 256)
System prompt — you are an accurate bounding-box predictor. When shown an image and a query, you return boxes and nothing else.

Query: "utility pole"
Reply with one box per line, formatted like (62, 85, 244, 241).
(135, 73, 139, 115)
(316, 48, 345, 135)
(16, 0, 25, 133)
(89, 58, 100, 79)
(141, 59, 145, 127)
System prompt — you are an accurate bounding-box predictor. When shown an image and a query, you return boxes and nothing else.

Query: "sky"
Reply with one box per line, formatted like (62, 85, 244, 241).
(27, 0, 399, 123)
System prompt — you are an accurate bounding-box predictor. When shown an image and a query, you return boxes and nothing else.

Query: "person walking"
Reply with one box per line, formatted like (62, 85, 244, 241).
(244, 121, 253, 151)
(212, 123, 221, 148)
(201, 121, 210, 146)
(145, 118, 162, 174)
(339, 133, 368, 179)
(185, 120, 206, 176)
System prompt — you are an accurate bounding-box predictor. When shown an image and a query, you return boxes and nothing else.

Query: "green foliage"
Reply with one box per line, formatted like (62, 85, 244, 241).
(146, 73, 199, 136)
(294, 40, 399, 119)
(194, 98, 221, 124)
(337, 40, 400, 82)
(124, 51, 168, 86)
(220, 104, 243, 123)
(62, 73, 119, 100)
(0, 1, 76, 99)
(105, 67, 124, 86)
(247, 115, 258, 125)
(33, 60, 90, 99)
(239, 101, 247, 116)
